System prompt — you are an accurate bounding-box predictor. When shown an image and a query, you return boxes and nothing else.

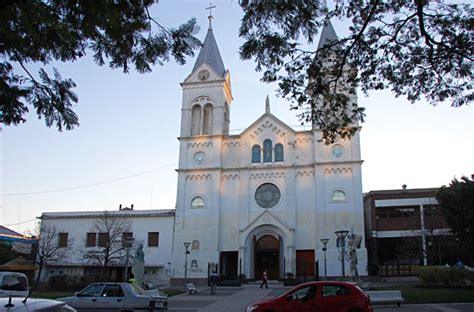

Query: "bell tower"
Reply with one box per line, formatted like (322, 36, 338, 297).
(179, 14, 233, 137)
(172, 13, 232, 282)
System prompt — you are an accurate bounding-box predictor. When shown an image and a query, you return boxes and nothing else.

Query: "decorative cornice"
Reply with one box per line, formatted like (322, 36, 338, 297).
(295, 170, 315, 177)
(221, 174, 240, 181)
(188, 141, 213, 148)
(324, 167, 353, 175)
(250, 172, 286, 180)
(186, 174, 212, 181)
(295, 137, 314, 144)
(181, 82, 224, 89)
(223, 141, 240, 148)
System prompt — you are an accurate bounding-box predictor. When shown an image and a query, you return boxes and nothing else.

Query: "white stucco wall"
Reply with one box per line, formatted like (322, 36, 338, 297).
(39, 209, 174, 282)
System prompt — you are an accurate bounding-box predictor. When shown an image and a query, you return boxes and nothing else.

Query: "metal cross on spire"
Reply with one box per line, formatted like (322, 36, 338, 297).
(206, 2, 216, 29)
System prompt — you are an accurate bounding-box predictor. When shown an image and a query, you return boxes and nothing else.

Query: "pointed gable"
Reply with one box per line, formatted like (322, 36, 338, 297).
(191, 27, 226, 78)
(241, 112, 295, 140)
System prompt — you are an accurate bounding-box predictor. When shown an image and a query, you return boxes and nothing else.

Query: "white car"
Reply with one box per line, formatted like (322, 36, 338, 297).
(1, 297, 77, 311)
(58, 282, 167, 311)
(0, 272, 30, 298)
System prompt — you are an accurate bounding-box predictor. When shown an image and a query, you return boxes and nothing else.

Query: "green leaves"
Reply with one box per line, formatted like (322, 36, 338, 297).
(239, 1, 473, 143)
(28, 68, 79, 131)
(436, 177, 474, 253)
(1, 0, 201, 130)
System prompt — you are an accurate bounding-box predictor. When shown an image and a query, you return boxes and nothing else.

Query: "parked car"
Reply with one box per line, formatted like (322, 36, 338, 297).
(244, 281, 373, 312)
(0, 272, 30, 298)
(1, 297, 77, 311)
(58, 282, 167, 311)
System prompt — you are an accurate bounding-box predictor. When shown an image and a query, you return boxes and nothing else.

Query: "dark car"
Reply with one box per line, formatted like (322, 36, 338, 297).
(58, 282, 167, 311)
(244, 281, 373, 312)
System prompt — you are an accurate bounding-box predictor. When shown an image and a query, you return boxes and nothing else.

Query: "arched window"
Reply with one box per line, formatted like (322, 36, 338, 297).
(263, 139, 273, 162)
(191, 105, 201, 135)
(202, 103, 213, 135)
(191, 240, 200, 250)
(191, 196, 205, 208)
(274, 143, 284, 162)
(252, 145, 261, 163)
(191, 260, 198, 269)
(330, 190, 347, 202)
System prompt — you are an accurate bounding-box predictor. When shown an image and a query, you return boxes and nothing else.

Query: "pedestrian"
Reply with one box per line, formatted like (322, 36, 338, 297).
(259, 270, 268, 289)
(210, 271, 218, 295)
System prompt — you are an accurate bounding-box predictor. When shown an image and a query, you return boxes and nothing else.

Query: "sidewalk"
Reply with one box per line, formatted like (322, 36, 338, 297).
(167, 283, 286, 312)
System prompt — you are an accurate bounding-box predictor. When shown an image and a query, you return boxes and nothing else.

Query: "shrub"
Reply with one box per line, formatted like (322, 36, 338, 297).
(418, 266, 473, 288)
(48, 275, 69, 289)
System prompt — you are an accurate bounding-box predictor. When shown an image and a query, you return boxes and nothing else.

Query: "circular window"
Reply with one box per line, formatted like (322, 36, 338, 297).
(331, 145, 344, 158)
(191, 196, 205, 208)
(193, 151, 206, 165)
(255, 183, 281, 208)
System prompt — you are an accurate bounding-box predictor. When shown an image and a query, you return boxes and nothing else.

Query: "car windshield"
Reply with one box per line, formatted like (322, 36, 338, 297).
(1, 275, 28, 291)
(129, 284, 148, 296)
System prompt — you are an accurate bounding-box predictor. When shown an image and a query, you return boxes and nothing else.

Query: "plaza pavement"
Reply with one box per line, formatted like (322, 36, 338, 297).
(166, 282, 474, 312)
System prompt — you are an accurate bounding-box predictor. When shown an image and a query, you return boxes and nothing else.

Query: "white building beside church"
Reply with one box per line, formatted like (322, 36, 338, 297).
(170, 20, 367, 282)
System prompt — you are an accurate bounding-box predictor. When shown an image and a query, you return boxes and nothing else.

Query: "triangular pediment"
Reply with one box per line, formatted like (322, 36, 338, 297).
(241, 209, 294, 234)
(241, 113, 296, 139)
(182, 63, 225, 84)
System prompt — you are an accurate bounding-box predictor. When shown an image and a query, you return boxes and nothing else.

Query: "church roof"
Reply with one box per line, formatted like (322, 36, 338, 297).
(317, 19, 339, 50)
(191, 25, 226, 77)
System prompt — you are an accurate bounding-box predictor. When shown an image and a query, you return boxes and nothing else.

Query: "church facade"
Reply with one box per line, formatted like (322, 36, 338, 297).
(171, 21, 368, 282)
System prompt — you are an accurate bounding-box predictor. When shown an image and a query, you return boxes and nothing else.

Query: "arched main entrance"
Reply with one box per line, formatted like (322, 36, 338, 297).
(254, 235, 280, 280)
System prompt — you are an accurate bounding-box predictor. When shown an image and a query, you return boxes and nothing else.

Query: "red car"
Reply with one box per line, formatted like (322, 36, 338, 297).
(244, 281, 373, 312)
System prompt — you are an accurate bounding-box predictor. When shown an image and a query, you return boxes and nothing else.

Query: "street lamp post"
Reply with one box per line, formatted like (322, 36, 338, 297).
(124, 236, 135, 282)
(184, 242, 190, 283)
(335, 230, 349, 280)
(320, 238, 329, 280)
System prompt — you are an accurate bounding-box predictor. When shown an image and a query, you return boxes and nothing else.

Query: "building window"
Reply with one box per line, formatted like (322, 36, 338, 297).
(274, 143, 284, 162)
(191, 240, 199, 250)
(191, 260, 198, 269)
(98, 233, 109, 248)
(191, 196, 205, 208)
(86, 233, 96, 247)
(148, 232, 159, 247)
(252, 145, 261, 163)
(263, 139, 273, 162)
(122, 232, 133, 247)
(202, 103, 213, 135)
(191, 105, 201, 135)
(58, 233, 68, 248)
(330, 190, 347, 202)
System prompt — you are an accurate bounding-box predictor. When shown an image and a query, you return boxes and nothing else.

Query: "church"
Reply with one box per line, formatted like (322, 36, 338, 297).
(37, 18, 368, 285)
(170, 18, 367, 282)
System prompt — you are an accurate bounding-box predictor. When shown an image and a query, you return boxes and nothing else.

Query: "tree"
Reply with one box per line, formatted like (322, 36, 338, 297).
(239, 1, 473, 143)
(35, 225, 71, 284)
(83, 211, 133, 274)
(0, 241, 18, 265)
(436, 176, 474, 260)
(1, 0, 200, 130)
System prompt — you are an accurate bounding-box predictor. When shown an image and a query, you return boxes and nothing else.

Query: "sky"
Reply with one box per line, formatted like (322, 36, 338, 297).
(1, 0, 473, 234)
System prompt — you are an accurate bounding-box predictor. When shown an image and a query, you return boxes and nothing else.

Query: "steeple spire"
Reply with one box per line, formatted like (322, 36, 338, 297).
(190, 3, 226, 78)
(317, 19, 339, 50)
(265, 95, 270, 114)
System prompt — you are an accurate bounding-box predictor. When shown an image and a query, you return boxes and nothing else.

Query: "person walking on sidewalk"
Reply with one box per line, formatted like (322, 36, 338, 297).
(259, 270, 268, 289)
(210, 271, 218, 295)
